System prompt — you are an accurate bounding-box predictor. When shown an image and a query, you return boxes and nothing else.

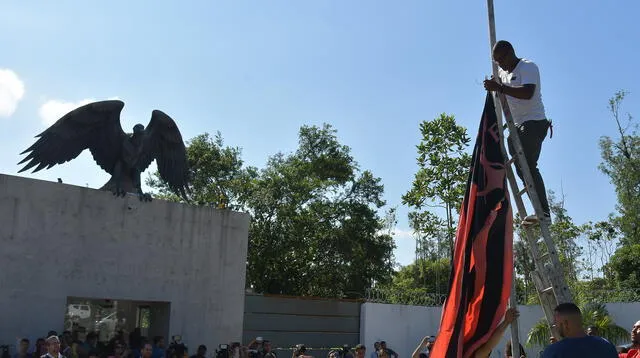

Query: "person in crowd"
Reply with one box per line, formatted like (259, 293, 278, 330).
(618, 320, 640, 358)
(369, 343, 379, 358)
(152, 337, 165, 358)
(35, 339, 47, 358)
(262, 341, 276, 358)
(505, 341, 526, 358)
(586, 326, 600, 337)
(140, 344, 153, 358)
(379, 342, 397, 358)
(189, 345, 206, 358)
(43, 336, 64, 358)
(411, 336, 435, 358)
(14, 338, 32, 358)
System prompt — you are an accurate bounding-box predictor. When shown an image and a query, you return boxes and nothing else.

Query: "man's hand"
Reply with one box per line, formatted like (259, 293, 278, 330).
(483, 77, 503, 92)
(504, 307, 520, 324)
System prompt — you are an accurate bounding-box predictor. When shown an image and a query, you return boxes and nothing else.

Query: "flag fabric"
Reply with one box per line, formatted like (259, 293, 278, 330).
(429, 93, 514, 358)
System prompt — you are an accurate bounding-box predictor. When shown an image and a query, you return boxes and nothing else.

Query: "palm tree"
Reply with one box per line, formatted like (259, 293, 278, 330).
(526, 319, 552, 347)
(526, 302, 628, 347)
(581, 302, 628, 344)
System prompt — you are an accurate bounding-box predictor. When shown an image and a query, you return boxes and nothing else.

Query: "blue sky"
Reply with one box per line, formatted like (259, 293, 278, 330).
(0, 1, 638, 267)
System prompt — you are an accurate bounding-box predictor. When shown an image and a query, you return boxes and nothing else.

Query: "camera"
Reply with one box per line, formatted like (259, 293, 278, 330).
(1, 345, 10, 358)
(216, 344, 229, 358)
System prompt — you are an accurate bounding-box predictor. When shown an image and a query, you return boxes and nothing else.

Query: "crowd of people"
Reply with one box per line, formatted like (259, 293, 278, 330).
(7, 302, 640, 358)
(5, 334, 405, 358)
(6, 330, 200, 358)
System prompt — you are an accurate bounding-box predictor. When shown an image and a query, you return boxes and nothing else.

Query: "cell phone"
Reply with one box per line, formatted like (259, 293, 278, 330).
(219, 344, 228, 350)
(256, 337, 263, 343)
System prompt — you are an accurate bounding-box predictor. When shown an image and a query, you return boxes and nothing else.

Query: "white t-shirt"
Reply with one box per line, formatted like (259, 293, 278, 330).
(498, 58, 547, 125)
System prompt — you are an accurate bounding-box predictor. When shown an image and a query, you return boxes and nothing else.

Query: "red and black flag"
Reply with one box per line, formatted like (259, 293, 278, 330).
(430, 93, 514, 358)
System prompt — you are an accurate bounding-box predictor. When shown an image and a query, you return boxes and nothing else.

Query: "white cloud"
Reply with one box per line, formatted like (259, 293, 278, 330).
(39, 96, 120, 126)
(0, 68, 26, 117)
(393, 228, 416, 240)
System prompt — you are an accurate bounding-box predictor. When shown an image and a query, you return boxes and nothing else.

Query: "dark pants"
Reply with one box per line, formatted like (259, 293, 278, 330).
(507, 119, 551, 215)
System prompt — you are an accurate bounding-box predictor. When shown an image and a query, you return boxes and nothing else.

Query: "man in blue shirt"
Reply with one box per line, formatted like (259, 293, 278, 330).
(541, 303, 617, 358)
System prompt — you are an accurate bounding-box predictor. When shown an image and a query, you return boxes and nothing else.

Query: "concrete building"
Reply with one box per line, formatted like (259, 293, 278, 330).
(0, 173, 250, 351)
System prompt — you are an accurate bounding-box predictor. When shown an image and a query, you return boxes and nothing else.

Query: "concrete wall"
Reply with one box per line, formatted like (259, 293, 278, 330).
(0, 173, 250, 352)
(243, 294, 360, 356)
(360, 302, 640, 358)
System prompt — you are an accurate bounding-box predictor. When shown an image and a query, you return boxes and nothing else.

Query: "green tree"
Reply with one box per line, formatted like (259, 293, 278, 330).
(513, 191, 591, 305)
(607, 244, 640, 288)
(598, 90, 640, 245)
(147, 126, 395, 298)
(381, 257, 451, 305)
(146, 132, 255, 209)
(599, 90, 640, 288)
(582, 219, 619, 281)
(547, 191, 585, 284)
(244, 124, 396, 297)
(513, 236, 537, 304)
(402, 114, 472, 260)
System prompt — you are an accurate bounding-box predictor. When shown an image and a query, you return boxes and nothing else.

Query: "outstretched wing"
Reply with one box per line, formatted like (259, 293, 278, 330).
(18, 100, 127, 175)
(138, 109, 189, 199)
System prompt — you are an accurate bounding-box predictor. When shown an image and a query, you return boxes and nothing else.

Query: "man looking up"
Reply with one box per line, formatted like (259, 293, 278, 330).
(541, 303, 617, 357)
(483, 40, 552, 225)
(619, 320, 640, 357)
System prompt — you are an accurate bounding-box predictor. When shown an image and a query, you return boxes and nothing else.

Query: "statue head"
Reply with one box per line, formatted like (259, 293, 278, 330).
(133, 124, 144, 135)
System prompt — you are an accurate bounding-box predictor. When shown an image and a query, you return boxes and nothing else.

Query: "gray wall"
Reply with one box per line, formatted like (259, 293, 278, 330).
(0, 173, 250, 352)
(360, 301, 640, 358)
(243, 294, 361, 356)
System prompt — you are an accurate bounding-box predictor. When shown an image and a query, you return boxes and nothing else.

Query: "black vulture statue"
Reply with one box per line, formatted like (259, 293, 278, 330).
(18, 100, 189, 201)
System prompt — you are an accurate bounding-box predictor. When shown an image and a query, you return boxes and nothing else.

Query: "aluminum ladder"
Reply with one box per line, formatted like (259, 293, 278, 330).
(492, 88, 574, 338)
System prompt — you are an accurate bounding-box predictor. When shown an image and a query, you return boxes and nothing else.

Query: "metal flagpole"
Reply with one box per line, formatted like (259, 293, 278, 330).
(486, 1, 522, 358)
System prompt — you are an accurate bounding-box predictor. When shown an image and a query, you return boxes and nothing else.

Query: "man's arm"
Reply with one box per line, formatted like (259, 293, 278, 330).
(483, 79, 535, 100)
(502, 83, 536, 100)
(473, 308, 519, 358)
(411, 338, 429, 358)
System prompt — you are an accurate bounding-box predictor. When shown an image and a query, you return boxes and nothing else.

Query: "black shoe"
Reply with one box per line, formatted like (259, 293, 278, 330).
(522, 212, 551, 226)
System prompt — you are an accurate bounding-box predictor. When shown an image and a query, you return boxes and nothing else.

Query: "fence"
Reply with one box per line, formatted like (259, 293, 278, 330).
(364, 286, 640, 306)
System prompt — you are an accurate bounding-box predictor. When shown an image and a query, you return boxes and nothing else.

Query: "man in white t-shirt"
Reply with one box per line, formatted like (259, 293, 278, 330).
(483, 40, 552, 224)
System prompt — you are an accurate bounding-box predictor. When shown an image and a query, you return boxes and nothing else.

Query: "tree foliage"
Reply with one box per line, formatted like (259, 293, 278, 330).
(148, 125, 396, 298)
(245, 124, 395, 297)
(378, 257, 451, 305)
(598, 90, 640, 246)
(146, 132, 255, 209)
(513, 191, 589, 304)
(402, 114, 472, 260)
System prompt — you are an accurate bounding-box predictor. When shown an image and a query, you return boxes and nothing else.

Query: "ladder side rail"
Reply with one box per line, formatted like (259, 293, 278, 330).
(497, 93, 574, 304)
(486, 2, 519, 354)
(493, 91, 565, 339)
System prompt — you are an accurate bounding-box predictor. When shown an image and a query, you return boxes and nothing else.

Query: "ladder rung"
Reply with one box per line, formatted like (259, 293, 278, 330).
(516, 187, 527, 197)
(536, 252, 550, 261)
(540, 286, 554, 295)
